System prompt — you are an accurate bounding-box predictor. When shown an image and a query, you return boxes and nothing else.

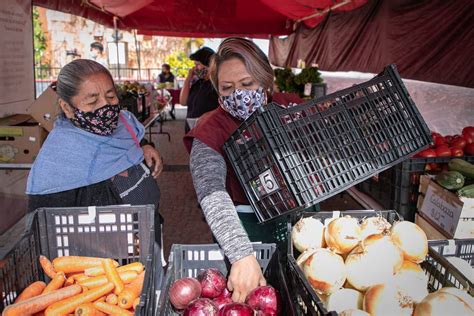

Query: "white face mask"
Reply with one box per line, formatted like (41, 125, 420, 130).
(219, 87, 266, 120)
(90, 51, 98, 59)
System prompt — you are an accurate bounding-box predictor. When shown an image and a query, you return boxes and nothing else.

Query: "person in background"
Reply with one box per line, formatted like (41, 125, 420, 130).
(158, 63, 175, 84)
(184, 38, 303, 303)
(180, 47, 219, 133)
(27, 59, 163, 242)
(90, 42, 108, 67)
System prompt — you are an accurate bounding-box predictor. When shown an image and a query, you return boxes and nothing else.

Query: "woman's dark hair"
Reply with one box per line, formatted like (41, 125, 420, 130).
(56, 59, 114, 107)
(162, 63, 171, 71)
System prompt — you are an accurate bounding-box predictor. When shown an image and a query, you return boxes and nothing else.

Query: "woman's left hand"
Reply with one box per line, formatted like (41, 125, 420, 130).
(142, 145, 163, 178)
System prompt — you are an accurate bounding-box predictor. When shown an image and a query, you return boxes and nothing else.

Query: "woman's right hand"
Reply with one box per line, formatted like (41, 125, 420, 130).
(227, 255, 266, 303)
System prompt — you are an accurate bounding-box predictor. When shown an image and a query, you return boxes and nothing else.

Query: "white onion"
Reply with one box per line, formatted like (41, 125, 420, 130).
(391, 221, 428, 263)
(326, 288, 363, 313)
(345, 234, 404, 291)
(292, 217, 325, 252)
(363, 283, 415, 316)
(303, 248, 346, 295)
(447, 257, 474, 283)
(325, 216, 361, 255)
(414, 287, 474, 316)
(340, 309, 370, 316)
(394, 261, 429, 303)
(296, 248, 318, 270)
(360, 216, 391, 240)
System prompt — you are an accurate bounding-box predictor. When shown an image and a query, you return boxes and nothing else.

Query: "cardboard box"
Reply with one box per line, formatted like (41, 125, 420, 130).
(417, 175, 474, 238)
(0, 114, 48, 163)
(25, 86, 59, 132)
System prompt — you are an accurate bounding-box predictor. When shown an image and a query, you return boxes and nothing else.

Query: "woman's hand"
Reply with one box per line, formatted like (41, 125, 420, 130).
(142, 144, 163, 178)
(227, 255, 266, 303)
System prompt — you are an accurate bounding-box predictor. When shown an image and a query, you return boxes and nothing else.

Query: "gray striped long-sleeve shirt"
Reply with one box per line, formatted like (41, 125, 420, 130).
(190, 139, 253, 263)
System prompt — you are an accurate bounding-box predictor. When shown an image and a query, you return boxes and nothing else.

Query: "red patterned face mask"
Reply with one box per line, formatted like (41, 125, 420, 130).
(70, 104, 121, 136)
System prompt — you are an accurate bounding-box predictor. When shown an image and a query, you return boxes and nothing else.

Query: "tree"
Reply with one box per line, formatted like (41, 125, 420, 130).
(164, 51, 195, 78)
(33, 7, 46, 66)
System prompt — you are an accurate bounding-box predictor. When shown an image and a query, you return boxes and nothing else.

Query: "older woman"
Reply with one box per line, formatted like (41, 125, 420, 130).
(27, 59, 163, 240)
(184, 38, 303, 302)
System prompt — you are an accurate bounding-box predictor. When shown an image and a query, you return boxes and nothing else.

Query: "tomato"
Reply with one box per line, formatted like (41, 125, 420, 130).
(462, 126, 474, 139)
(450, 147, 464, 157)
(451, 136, 467, 149)
(444, 135, 453, 144)
(435, 146, 451, 157)
(463, 134, 473, 145)
(465, 143, 474, 156)
(431, 132, 446, 146)
(417, 148, 436, 158)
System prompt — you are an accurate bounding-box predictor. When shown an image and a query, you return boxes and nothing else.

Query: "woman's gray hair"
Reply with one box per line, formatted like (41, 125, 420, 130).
(56, 59, 114, 107)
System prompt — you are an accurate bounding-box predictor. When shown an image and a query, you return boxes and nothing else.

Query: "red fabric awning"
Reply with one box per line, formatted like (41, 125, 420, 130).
(32, 0, 367, 38)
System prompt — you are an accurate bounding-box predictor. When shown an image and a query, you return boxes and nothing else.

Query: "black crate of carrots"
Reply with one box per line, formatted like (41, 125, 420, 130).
(224, 64, 432, 224)
(0, 205, 158, 316)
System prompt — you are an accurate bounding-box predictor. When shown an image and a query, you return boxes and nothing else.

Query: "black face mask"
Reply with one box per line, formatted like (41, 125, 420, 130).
(70, 104, 121, 136)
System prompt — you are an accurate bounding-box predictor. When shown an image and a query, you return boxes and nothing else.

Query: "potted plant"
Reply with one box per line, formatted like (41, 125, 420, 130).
(294, 67, 326, 99)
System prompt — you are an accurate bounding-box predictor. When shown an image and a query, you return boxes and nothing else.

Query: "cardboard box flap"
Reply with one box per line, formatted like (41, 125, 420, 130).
(0, 114, 33, 126)
(26, 86, 59, 132)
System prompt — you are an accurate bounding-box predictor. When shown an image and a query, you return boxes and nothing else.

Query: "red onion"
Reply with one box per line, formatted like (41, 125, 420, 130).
(218, 303, 255, 316)
(197, 268, 227, 298)
(184, 298, 219, 316)
(169, 277, 201, 310)
(217, 287, 233, 299)
(213, 296, 233, 311)
(245, 286, 279, 314)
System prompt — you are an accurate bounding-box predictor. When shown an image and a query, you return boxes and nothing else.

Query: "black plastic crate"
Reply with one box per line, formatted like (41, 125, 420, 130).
(287, 211, 474, 315)
(224, 65, 432, 223)
(287, 210, 400, 315)
(157, 243, 295, 315)
(423, 239, 474, 295)
(0, 205, 158, 316)
(356, 156, 474, 221)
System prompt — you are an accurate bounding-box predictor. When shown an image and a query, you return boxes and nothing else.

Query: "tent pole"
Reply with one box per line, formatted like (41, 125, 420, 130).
(296, 0, 352, 24)
(134, 29, 141, 80)
(113, 16, 121, 82)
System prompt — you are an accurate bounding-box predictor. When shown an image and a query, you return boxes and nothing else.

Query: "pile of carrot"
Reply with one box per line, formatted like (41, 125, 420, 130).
(2, 255, 145, 316)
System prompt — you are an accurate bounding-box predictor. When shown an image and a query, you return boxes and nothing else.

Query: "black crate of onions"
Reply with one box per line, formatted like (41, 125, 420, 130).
(286, 210, 474, 316)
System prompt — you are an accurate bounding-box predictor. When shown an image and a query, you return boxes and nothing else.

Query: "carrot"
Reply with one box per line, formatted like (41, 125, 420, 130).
(44, 282, 114, 316)
(53, 257, 119, 274)
(74, 303, 106, 316)
(84, 262, 144, 277)
(42, 272, 66, 294)
(102, 259, 124, 295)
(4, 284, 82, 316)
(14, 281, 47, 303)
(78, 270, 137, 288)
(105, 293, 117, 305)
(39, 255, 57, 279)
(73, 274, 89, 282)
(81, 286, 89, 293)
(65, 276, 75, 287)
(118, 271, 144, 309)
(95, 296, 106, 302)
(93, 301, 133, 316)
(132, 297, 140, 310)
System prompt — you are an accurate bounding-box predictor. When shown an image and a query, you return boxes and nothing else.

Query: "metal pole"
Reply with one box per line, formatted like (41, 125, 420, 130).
(113, 16, 121, 82)
(134, 29, 141, 80)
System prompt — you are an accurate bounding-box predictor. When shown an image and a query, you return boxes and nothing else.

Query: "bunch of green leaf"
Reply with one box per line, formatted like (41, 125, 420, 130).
(294, 67, 323, 85)
(274, 68, 300, 93)
(165, 51, 195, 78)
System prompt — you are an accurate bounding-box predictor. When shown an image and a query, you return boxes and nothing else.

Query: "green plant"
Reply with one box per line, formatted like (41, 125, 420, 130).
(294, 67, 323, 85)
(33, 7, 47, 67)
(164, 51, 195, 78)
(274, 68, 301, 94)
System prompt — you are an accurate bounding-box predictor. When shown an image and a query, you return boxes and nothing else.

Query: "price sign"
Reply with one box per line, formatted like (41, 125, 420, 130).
(419, 182, 463, 238)
(258, 169, 279, 195)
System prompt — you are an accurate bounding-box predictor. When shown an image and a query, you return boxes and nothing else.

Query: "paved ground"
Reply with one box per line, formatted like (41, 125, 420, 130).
(150, 118, 363, 259)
